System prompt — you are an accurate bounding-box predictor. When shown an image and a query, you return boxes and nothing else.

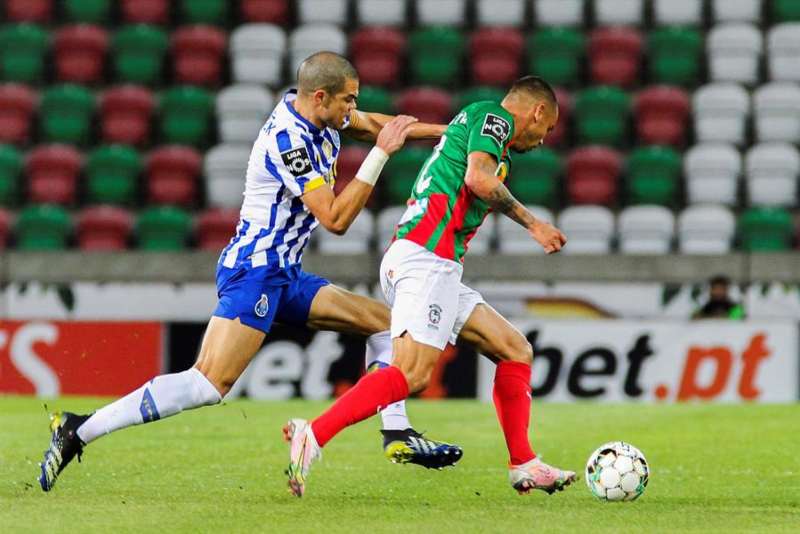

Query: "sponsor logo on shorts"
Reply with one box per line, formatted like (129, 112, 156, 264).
(254, 293, 269, 318)
(428, 304, 442, 329)
(280, 146, 313, 177)
(481, 113, 511, 146)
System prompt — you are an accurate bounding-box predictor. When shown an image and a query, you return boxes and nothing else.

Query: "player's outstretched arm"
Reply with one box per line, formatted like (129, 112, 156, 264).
(464, 151, 567, 254)
(302, 115, 418, 235)
(344, 110, 446, 142)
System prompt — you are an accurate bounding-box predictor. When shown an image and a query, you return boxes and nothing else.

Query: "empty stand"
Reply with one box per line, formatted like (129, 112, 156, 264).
(693, 83, 750, 145)
(76, 205, 133, 250)
(707, 23, 763, 85)
(297, 0, 349, 25)
(54, 25, 109, 84)
(416, 0, 467, 27)
(745, 143, 800, 207)
(216, 85, 273, 144)
(15, 204, 71, 250)
(753, 82, 800, 143)
(289, 24, 347, 77)
(678, 204, 736, 254)
(356, 0, 406, 26)
(26, 144, 82, 205)
(566, 146, 622, 206)
(121, 0, 169, 25)
(0, 84, 36, 145)
(497, 206, 554, 254)
(634, 86, 691, 147)
(594, 0, 644, 26)
(350, 28, 406, 87)
(767, 24, 800, 82)
(589, 28, 643, 88)
(171, 26, 227, 87)
(557, 205, 615, 255)
(470, 28, 523, 86)
(204, 144, 251, 208)
(653, 0, 703, 26)
(618, 205, 675, 254)
(0, 145, 22, 206)
(147, 145, 202, 206)
(86, 144, 141, 205)
(395, 88, 452, 125)
(240, 0, 290, 24)
(684, 143, 741, 205)
(627, 145, 682, 206)
(195, 208, 240, 251)
(100, 85, 155, 146)
(230, 24, 286, 86)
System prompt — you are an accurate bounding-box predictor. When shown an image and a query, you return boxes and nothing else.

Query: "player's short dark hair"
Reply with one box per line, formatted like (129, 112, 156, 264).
(710, 274, 731, 287)
(297, 51, 358, 96)
(508, 76, 558, 108)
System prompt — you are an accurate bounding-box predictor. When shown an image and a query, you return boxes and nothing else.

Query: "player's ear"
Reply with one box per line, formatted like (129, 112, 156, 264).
(532, 102, 546, 123)
(313, 89, 328, 106)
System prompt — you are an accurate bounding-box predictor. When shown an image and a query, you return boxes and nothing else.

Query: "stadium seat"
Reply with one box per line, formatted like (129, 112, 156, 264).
(76, 205, 133, 250)
(767, 24, 800, 82)
(297, 0, 348, 25)
(147, 145, 202, 206)
(377, 205, 406, 248)
(712, 0, 762, 23)
(64, 0, 110, 23)
(497, 205, 554, 254)
(0, 24, 49, 83)
(653, 0, 703, 26)
(618, 205, 675, 255)
(634, 86, 691, 147)
(357, 85, 395, 114)
(693, 83, 750, 145)
(180, 0, 228, 25)
(86, 145, 142, 205)
(136, 206, 191, 250)
(684, 143, 741, 205)
(15, 204, 71, 250)
(594, 0, 644, 26)
(753, 82, 800, 143)
(172, 26, 227, 88)
(195, 207, 239, 251)
(0, 145, 23, 206)
(240, 0, 290, 24)
(527, 28, 585, 88)
(566, 146, 622, 206)
(356, 0, 406, 26)
(230, 24, 286, 86)
(476, 0, 525, 26)
(457, 86, 505, 110)
(465, 214, 495, 256)
(5, 0, 53, 23)
(26, 144, 82, 205)
(289, 24, 347, 77)
(557, 206, 615, 255)
(395, 88, 452, 125)
(0, 84, 36, 145)
(216, 85, 273, 144)
(647, 28, 703, 87)
(333, 145, 371, 202)
(100, 85, 154, 146)
(350, 28, 406, 87)
(773, 0, 800, 22)
(533, 0, 584, 27)
(470, 28, 523, 86)
(383, 147, 429, 204)
(416, 0, 467, 26)
(744, 143, 800, 207)
(545, 88, 571, 147)
(708, 23, 763, 85)
(54, 25, 108, 84)
(159, 86, 213, 147)
(121, 0, 169, 24)
(626, 146, 681, 206)
(589, 28, 642, 88)
(738, 208, 793, 251)
(0, 209, 11, 248)
(316, 211, 375, 254)
(40, 84, 94, 145)
(678, 204, 736, 254)
(508, 147, 561, 207)
(574, 86, 630, 146)
(408, 28, 465, 87)
(204, 144, 251, 208)
(112, 25, 169, 85)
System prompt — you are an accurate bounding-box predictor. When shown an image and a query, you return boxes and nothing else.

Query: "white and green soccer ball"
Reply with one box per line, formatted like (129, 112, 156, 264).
(586, 441, 649, 502)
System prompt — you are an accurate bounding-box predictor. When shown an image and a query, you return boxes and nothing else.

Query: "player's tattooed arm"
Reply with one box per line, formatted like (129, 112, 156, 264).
(343, 110, 445, 142)
(485, 182, 537, 228)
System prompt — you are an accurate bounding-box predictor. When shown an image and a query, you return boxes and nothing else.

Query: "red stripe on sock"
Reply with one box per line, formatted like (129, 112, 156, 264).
(492, 360, 536, 466)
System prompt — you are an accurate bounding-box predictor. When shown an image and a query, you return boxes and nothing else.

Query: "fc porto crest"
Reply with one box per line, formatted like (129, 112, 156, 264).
(254, 293, 269, 318)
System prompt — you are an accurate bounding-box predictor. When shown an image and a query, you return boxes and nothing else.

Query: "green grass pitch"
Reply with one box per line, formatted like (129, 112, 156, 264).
(1, 396, 798, 533)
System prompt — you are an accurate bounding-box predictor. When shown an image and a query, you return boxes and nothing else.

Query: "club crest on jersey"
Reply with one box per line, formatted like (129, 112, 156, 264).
(280, 146, 313, 177)
(481, 113, 511, 146)
(428, 304, 442, 328)
(254, 293, 269, 318)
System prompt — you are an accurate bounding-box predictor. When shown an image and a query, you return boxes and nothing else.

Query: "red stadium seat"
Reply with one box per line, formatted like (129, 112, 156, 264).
(333, 145, 379, 208)
(146, 145, 201, 206)
(121, 0, 169, 24)
(0, 84, 36, 145)
(545, 87, 571, 147)
(395, 87, 453, 125)
(6, 0, 53, 23)
(100, 85, 155, 146)
(350, 27, 406, 87)
(171, 26, 227, 87)
(0, 208, 11, 249)
(240, 0, 289, 24)
(26, 144, 83, 205)
(589, 28, 643, 88)
(470, 28, 523, 86)
(566, 146, 621, 206)
(634, 86, 691, 147)
(76, 205, 134, 250)
(54, 25, 109, 84)
(195, 208, 239, 250)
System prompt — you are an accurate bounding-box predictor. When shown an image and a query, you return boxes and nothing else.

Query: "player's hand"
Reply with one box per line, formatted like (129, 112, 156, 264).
(375, 115, 418, 155)
(530, 221, 567, 254)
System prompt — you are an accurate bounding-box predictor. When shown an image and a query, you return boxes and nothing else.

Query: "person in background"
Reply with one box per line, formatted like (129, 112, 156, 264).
(692, 275, 745, 320)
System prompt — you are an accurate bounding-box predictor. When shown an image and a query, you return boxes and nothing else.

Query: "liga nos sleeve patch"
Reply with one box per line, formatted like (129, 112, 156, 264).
(280, 146, 313, 177)
(480, 113, 511, 146)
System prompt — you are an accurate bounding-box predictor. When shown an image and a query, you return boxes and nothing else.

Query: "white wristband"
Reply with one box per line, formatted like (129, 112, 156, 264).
(354, 146, 389, 186)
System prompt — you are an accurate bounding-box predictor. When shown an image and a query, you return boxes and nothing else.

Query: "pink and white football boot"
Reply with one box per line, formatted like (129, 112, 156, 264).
(283, 418, 322, 497)
(509, 457, 577, 495)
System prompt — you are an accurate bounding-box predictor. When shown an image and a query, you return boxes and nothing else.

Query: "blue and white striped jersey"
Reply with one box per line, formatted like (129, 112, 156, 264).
(219, 89, 346, 271)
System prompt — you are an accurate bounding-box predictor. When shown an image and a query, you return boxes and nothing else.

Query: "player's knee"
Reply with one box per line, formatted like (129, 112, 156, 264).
(403, 362, 435, 393)
(502, 335, 533, 365)
(193, 362, 232, 397)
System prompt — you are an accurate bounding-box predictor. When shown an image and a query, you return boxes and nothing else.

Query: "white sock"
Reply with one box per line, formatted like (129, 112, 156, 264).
(366, 330, 411, 431)
(76, 368, 222, 444)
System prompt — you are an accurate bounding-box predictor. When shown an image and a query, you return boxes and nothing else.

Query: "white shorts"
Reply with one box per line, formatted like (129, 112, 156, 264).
(380, 239, 485, 350)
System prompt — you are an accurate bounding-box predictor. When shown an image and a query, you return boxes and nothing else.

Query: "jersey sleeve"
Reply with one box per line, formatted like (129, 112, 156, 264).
(264, 127, 328, 197)
(466, 105, 513, 162)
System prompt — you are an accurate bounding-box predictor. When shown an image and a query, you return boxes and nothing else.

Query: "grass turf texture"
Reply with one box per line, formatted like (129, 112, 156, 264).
(1, 397, 798, 533)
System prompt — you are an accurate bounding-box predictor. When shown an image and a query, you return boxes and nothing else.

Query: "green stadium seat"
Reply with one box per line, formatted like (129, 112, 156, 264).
(180, 0, 228, 25)
(456, 86, 505, 110)
(357, 85, 394, 115)
(0, 145, 22, 206)
(40, 84, 95, 144)
(626, 146, 681, 206)
(528, 28, 585, 88)
(159, 86, 213, 146)
(648, 28, 703, 86)
(408, 27, 465, 87)
(0, 24, 49, 83)
(774, 0, 800, 22)
(15, 204, 71, 250)
(64, 0, 111, 23)
(574, 86, 630, 146)
(137, 205, 191, 250)
(509, 147, 561, 206)
(86, 145, 142, 205)
(383, 147, 430, 204)
(739, 208, 794, 251)
(113, 25, 169, 85)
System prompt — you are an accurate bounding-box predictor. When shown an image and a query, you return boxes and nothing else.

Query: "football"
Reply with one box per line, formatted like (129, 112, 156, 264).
(586, 441, 649, 502)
